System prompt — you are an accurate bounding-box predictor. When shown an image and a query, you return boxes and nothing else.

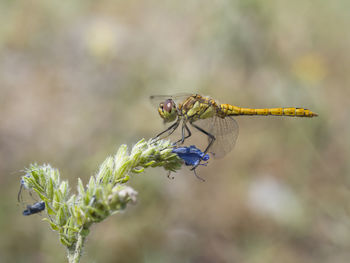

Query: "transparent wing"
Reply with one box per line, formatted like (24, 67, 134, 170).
(195, 116, 239, 158)
(149, 93, 192, 108)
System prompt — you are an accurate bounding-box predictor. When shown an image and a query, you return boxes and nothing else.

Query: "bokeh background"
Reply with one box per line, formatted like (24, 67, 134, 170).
(1, 0, 349, 262)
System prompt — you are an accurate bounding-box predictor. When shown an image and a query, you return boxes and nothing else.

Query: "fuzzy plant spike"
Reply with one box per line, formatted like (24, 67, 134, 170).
(20, 139, 184, 263)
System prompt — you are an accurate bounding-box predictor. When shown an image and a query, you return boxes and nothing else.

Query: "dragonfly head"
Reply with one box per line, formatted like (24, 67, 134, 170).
(158, 99, 177, 123)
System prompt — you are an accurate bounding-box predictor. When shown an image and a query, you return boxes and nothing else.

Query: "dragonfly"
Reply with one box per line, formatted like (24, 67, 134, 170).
(151, 93, 318, 167)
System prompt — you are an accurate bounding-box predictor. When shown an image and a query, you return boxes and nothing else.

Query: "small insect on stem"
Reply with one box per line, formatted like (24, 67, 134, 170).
(17, 173, 32, 202)
(22, 201, 45, 216)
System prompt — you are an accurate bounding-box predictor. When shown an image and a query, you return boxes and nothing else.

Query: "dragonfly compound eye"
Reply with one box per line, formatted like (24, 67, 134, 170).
(163, 99, 174, 113)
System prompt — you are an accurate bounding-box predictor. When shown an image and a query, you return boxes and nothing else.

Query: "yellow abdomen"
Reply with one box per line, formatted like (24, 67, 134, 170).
(219, 104, 318, 117)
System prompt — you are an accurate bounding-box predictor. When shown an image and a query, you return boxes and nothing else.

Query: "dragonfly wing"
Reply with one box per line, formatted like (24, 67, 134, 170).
(195, 116, 239, 158)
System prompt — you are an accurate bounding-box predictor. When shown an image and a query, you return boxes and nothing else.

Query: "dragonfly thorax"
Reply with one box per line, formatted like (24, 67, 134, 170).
(181, 95, 217, 121)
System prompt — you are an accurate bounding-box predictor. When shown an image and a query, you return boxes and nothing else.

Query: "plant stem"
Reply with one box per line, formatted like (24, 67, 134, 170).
(20, 139, 184, 263)
(67, 233, 85, 263)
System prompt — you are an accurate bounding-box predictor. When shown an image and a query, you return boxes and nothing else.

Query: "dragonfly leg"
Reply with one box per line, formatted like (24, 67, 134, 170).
(153, 119, 180, 140)
(184, 123, 192, 141)
(190, 123, 216, 169)
(174, 122, 192, 144)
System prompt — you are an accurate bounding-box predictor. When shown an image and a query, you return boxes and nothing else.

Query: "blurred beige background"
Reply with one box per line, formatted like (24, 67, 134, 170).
(1, 0, 349, 262)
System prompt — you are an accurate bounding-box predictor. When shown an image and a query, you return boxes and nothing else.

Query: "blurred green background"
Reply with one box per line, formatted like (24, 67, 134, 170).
(1, 0, 349, 262)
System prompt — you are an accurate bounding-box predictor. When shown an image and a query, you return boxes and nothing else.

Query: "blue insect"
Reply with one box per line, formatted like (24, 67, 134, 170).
(172, 145, 210, 166)
(22, 201, 45, 216)
(172, 145, 210, 181)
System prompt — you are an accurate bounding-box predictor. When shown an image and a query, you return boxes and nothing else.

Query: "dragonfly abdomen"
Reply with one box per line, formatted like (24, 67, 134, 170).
(219, 104, 318, 117)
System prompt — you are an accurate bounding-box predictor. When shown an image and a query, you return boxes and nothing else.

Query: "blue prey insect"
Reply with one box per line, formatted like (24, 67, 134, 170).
(172, 145, 210, 181)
